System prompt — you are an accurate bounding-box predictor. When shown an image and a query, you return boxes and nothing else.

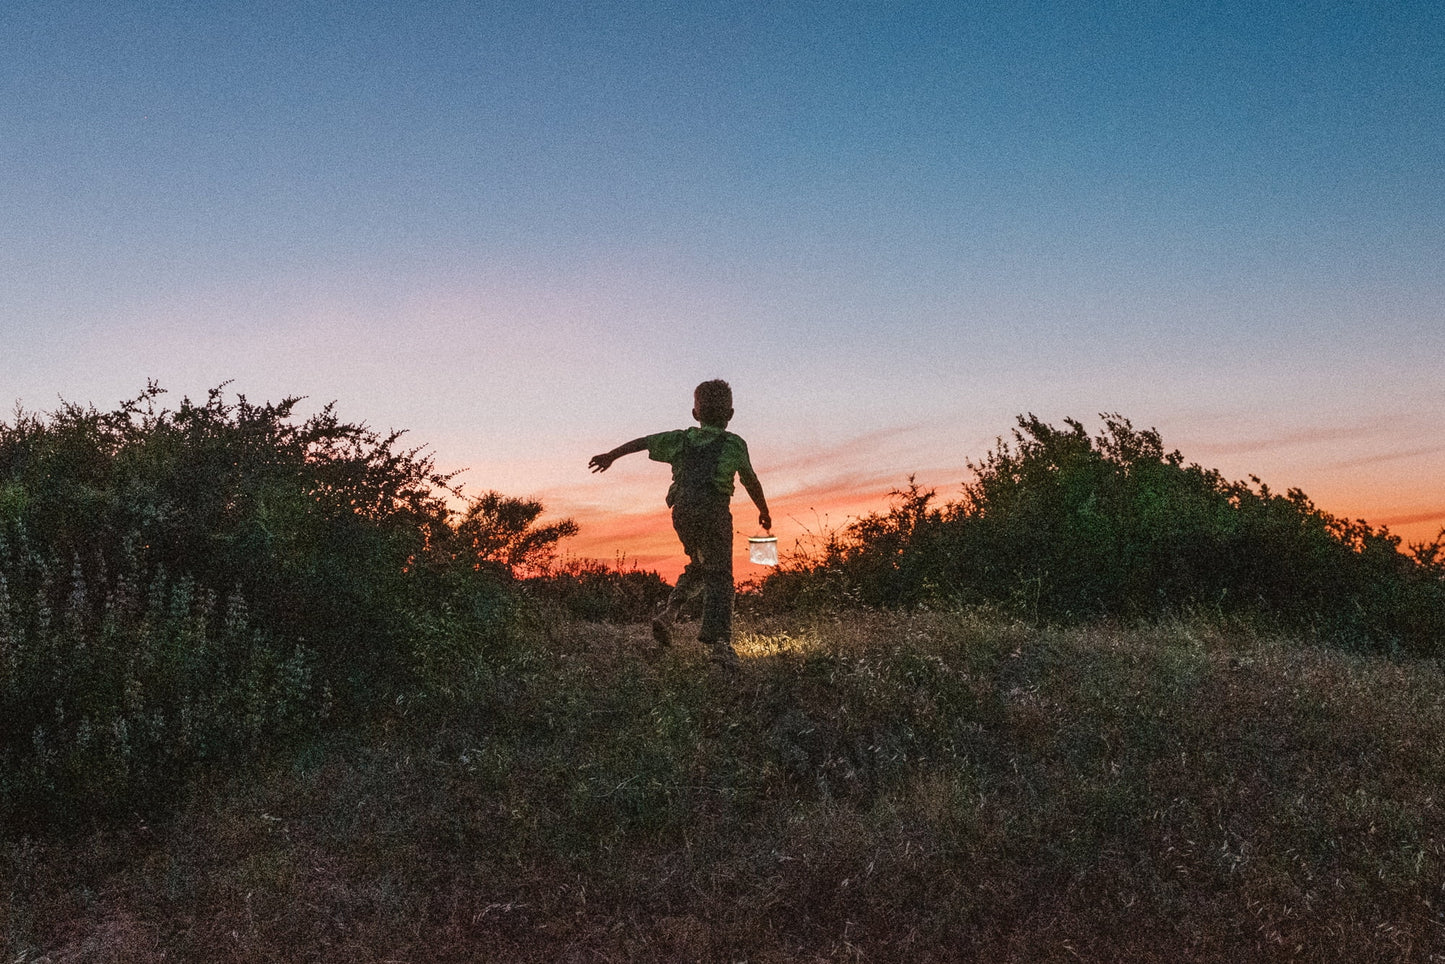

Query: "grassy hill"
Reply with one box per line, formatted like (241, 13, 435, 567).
(4, 393, 1442, 959)
(7, 610, 1444, 962)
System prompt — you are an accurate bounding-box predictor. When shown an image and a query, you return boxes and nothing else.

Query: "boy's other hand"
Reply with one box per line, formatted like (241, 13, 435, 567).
(759, 511, 772, 531)
(588, 453, 615, 473)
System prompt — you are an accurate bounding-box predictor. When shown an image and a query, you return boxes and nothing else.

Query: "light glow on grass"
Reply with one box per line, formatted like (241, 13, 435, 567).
(734, 629, 824, 659)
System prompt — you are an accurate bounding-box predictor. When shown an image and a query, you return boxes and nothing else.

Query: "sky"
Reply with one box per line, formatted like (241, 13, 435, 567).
(3, 0, 1442, 580)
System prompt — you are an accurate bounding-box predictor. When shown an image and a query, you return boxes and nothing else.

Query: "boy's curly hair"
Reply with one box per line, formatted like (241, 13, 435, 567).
(694, 380, 733, 426)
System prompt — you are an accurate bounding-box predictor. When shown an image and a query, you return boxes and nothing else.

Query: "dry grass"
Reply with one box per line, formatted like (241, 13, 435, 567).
(6, 612, 1445, 961)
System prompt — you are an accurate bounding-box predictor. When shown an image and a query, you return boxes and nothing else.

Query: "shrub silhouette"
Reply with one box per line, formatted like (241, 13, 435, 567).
(763, 414, 1445, 653)
(1, 384, 448, 681)
(522, 557, 671, 623)
(0, 383, 576, 826)
(441, 490, 580, 578)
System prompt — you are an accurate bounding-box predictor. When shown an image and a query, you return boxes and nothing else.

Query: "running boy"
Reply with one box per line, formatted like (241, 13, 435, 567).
(588, 379, 770, 667)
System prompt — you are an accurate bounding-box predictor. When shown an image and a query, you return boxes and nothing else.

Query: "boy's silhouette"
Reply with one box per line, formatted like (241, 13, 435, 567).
(589, 379, 770, 668)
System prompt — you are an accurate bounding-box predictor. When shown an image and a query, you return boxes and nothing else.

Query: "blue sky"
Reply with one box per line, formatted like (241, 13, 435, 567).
(4, 0, 1442, 574)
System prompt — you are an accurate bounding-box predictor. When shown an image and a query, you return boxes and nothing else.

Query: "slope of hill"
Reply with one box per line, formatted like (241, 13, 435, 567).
(7, 611, 1444, 962)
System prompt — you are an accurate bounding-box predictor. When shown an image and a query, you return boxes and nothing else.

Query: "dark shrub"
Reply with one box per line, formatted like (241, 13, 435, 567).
(523, 558, 671, 623)
(0, 383, 576, 826)
(0, 383, 460, 689)
(0, 530, 315, 826)
(761, 414, 1445, 653)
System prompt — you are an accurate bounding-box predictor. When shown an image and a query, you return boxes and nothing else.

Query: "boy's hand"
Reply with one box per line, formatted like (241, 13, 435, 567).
(588, 453, 616, 473)
(759, 510, 771, 531)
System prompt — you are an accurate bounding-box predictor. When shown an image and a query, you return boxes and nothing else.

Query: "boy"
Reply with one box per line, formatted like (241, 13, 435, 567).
(588, 379, 771, 667)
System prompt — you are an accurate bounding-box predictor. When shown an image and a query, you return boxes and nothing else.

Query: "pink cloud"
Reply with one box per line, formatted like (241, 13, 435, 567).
(1377, 509, 1445, 529)
(1326, 445, 1445, 471)
(1189, 419, 1393, 457)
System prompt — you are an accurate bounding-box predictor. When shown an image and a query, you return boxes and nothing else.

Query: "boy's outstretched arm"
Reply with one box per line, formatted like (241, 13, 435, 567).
(589, 437, 648, 473)
(741, 473, 771, 531)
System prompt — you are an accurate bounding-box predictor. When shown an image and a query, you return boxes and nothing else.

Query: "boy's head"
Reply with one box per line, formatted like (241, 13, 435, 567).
(693, 379, 733, 428)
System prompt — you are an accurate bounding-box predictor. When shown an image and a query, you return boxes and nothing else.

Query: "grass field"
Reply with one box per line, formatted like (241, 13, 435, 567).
(6, 611, 1445, 962)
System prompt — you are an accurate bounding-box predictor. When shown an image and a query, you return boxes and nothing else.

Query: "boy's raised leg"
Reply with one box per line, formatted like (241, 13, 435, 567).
(653, 557, 704, 648)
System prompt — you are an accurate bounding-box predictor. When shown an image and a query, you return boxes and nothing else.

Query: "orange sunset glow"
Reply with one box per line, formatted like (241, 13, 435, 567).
(556, 475, 1445, 587)
(557, 473, 919, 583)
(540, 409, 1445, 585)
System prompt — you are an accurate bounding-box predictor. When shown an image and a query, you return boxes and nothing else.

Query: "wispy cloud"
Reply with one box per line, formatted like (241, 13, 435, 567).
(1191, 419, 1394, 457)
(1378, 509, 1445, 529)
(772, 468, 957, 518)
(763, 421, 934, 476)
(1327, 445, 1445, 471)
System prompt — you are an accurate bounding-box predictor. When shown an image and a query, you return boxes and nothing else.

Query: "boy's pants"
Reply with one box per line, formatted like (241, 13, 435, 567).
(667, 502, 733, 643)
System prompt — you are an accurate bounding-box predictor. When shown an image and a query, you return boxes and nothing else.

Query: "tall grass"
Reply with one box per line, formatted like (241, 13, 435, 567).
(0, 526, 316, 826)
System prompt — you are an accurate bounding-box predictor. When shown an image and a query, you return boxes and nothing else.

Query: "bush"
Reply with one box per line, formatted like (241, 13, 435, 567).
(0, 383, 576, 826)
(0, 383, 461, 688)
(522, 557, 671, 624)
(761, 414, 1445, 653)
